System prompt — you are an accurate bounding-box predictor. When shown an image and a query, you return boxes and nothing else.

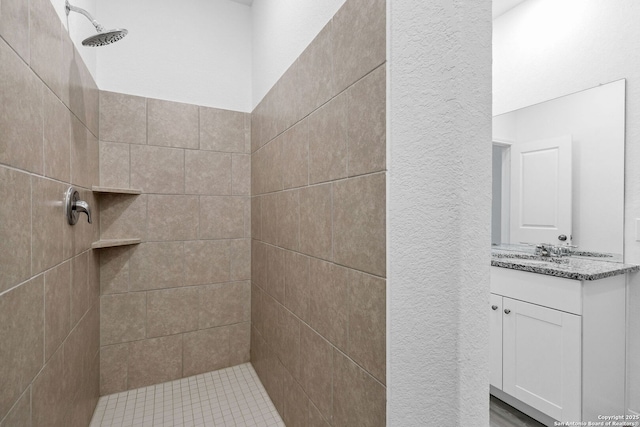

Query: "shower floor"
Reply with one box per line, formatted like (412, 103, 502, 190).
(89, 363, 284, 427)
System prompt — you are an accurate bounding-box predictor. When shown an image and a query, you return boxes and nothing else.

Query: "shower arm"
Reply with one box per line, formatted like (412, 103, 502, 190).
(65, 0, 105, 33)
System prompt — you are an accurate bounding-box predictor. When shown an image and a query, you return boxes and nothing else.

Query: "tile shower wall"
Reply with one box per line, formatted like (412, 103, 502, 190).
(250, 0, 387, 425)
(0, 0, 101, 425)
(98, 91, 252, 395)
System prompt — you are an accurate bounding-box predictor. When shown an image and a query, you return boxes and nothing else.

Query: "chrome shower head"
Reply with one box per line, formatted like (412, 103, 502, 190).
(65, 0, 128, 47)
(82, 29, 128, 47)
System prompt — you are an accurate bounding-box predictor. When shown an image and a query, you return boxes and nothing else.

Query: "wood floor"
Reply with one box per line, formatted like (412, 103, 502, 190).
(490, 395, 547, 427)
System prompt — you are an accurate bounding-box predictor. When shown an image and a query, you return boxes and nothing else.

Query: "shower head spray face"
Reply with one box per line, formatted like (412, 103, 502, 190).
(82, 29, 128, 47)
(65, 0, 128, 47)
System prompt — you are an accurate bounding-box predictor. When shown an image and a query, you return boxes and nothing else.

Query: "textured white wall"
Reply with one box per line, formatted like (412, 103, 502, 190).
(493, 0, 640, 414)
(387, 0, 492, 425)
(250, 0, 345, 108)
(95, 0, 252, 112)
(48, 0, 98, 77)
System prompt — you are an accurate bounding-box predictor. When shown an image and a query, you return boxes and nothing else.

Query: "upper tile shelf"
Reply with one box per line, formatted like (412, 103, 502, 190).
(92, 186, 142, 195)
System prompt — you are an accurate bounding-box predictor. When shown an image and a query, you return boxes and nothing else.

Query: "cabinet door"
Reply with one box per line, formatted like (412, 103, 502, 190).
(490, 294, 503, 389)
(503, 298, 581, 422)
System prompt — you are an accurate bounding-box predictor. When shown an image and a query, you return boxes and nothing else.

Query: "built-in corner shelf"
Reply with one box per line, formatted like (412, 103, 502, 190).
(92, 186, 142, 195)
(91, 238, 141, 249)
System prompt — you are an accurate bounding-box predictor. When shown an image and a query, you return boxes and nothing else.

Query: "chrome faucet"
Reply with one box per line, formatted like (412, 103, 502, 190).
(535, 243, 576, 257)
(64, 187, 92, 224)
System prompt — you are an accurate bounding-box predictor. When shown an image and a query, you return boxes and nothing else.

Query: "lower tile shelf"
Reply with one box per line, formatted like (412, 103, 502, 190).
(91, 239, 141, 249)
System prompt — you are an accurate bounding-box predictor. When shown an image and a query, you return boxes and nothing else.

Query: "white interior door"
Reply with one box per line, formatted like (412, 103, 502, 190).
(510, 136, 572, 245)
(502, 298, 581, 423)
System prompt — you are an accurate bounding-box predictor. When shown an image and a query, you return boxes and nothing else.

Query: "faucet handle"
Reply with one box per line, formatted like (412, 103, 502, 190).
(65, 187, 92, 225)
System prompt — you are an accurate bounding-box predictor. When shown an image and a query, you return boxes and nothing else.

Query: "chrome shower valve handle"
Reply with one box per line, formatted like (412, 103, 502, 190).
(65, 187, 92, 225)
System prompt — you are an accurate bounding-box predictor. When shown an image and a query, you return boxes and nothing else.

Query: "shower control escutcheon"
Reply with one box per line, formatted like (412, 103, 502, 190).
(65, 187, 92, 225)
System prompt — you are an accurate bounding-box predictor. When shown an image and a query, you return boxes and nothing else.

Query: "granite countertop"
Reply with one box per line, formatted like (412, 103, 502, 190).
(491, 249, 639, 281)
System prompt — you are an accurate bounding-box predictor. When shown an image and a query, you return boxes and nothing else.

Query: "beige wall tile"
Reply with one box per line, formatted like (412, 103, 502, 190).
(348, 273, 386, 384)
(70, 252, 90, 328)
(147, 99, 198, 149)
(44, 88, 70, 182)
(251, 144, 265, 195)
(58, 30, 73, 109)
(300, 324, 333, 422)
(283, 369, 308, 427)
(232, 153, 251, 196)
(259, 86, 281, 147)
(277, 190, 300, 251)
(199, 281, 250, 329)
(299, 183, 332, 260)
(229, 322, 251, 366)
(99, 91, 146, 144)
(70, 115, 98, 189)
(100, 292, 146, 346)
(31, 176, 65, 275)
(0, 38, 43, 174)
(200, 106, 245, 153)
(309, 402, 331, 427)
(100, 343, 128, 396)
(308, 94, 348, 184)
(250, 325, 267, 381)
(127, 335, 182, 389)
(99, 141, 130, 189)
(130, 145, 184, 194)
(261, 293, 279, 348)
(266, 245, 285, 304)
(333, 350, 385, 427)
(333, 173, 386, 277)
(69, 49, 99, 138)
(129, 242, 184, 291)
(0, 387, 31, 427)
(185, 150, 232, 195)
(275, 61, 300, 131)
(29, 0, 62, 96)
(183, 327, 230, 377)
(332, 0, 386, 94)
(184, 240, 230, 286)
(284, 251, 310, 322)
(147, 195, 199, 241)
(251, 103, 263, 154)
(0, 276, 44, 421)
(347, 65, 386, 176)
(251, 240, 267, 290)
(99, 246, 131, 295)
(265, 352, 285, 415)
(276, 306, 301, 383)
(0, 0, 29, 62)
(99, 194, 147, 241)
(44, 261, 71, 360)
(298, 22, 335, 118)
(251, 284, 264, 336)
(32, 347, 69, 427)
(251, 196, 262, 241)
(244, 197, 252, 238)
(261, 193, 278, 245)
(0, 166, 31, 293)
(199, 196, 245, 239)
(230, 239, 251, 281)
(147, 287, 199, 338)
(309, 259, 349, 351)
(244, 113, 252, 154)
(262, 138, 283, 193)
(281, 121, 309, 190)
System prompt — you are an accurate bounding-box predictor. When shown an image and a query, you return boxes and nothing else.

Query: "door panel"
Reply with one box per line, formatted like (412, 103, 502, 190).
(490, 294, 503, 389)
(502, 298, 581, 422)
(510, 136, 572, 244)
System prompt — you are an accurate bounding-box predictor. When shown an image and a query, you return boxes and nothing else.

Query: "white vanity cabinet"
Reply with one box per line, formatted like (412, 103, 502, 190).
(490, 266, 627, 426)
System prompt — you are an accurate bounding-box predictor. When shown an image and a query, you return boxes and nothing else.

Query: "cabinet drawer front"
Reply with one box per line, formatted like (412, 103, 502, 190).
(491, 267, 582, 314)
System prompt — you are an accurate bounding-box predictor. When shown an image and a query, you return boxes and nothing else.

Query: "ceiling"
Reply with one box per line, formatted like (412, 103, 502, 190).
(493, 0, 528, 19)
(228, 0, 254, 6)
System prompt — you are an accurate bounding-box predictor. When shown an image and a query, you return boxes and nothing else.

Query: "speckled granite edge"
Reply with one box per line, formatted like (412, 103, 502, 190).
(491, 259, 638, 280)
